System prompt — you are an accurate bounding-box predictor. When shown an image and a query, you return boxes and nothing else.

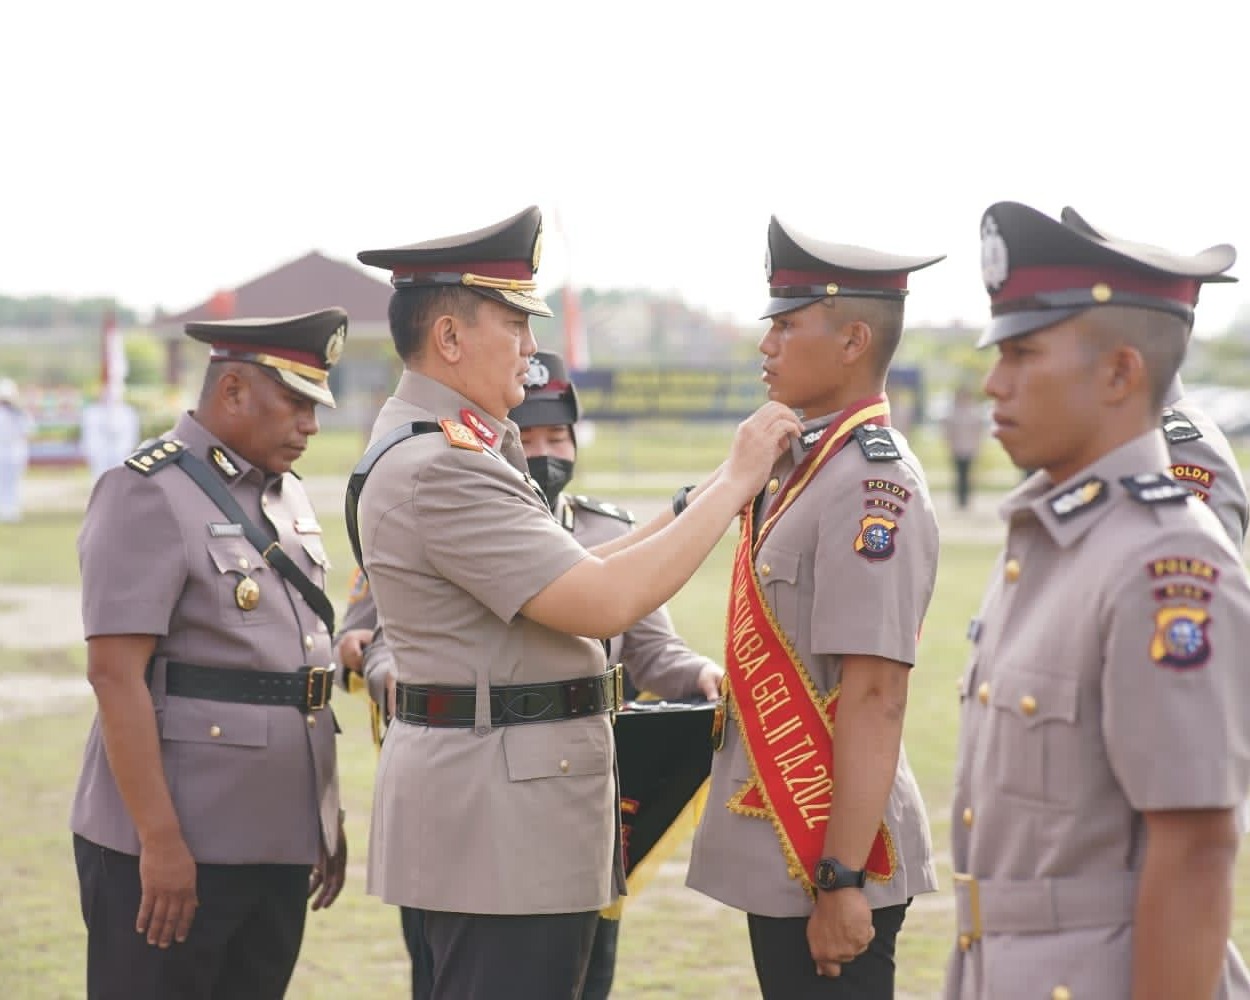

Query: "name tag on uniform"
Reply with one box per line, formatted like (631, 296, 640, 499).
(208, 522, 244, 537)
(294, 517, 322, 535)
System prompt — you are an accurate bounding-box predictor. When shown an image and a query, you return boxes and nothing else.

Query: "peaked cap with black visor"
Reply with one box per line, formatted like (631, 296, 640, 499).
(357, 205, 553, 318)
(185, 308, 348, 408)
(977, 201, 1237, 348)
(761, 215, 944, 320)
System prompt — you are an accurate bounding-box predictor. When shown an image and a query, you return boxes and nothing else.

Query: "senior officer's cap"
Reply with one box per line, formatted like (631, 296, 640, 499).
(185, 307, 348, 408)
(978, 201, 1237, 347)
(762, 215, 944, 319)
(357, 205, 553, 318)
(511, 350, 581, 428)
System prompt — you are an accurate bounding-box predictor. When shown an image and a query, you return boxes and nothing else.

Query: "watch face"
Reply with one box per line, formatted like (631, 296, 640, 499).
(814, 857, 865, 891)
(814, 859, 838, 890)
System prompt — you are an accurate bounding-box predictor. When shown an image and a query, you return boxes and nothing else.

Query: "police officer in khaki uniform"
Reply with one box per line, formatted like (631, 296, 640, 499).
(946, 202, 1250, 1000)
(71, 309, 350, 999)
(351, 206, 800, 1000)
(338, 348, 723, 999)
(687, 216, 943, 998)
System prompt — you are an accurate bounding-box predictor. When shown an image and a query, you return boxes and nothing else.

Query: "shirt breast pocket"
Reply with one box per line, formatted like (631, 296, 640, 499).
(205, 538, 283, 627)
(757, 546, 807, 652)
(987, 669, 1080, 808)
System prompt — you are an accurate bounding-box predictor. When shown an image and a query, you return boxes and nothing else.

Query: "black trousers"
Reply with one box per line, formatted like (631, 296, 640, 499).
(400, 905, 434, 999)
(419, 908, 599, 1000)
(580, 915, 620, 1000)
(74, 834, 310, 1000)
(747, 901, 909, 1000)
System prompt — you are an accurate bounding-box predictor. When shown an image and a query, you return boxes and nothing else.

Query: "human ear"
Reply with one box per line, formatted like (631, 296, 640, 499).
(431, 315, 460, 362)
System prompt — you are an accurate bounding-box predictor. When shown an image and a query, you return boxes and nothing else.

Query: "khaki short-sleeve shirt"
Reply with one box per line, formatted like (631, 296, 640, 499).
(946, 431, 1250, 1000)
(688, 408, 940, 917)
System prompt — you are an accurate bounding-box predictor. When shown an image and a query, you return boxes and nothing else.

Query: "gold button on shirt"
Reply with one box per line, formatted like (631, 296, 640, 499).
(977, 682, 990, 705)
(1019, 694, 1038, 716)
(1004, 557, 1021, 582)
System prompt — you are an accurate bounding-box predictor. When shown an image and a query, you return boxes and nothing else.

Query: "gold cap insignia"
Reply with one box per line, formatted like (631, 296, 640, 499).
(325, 326, 346, 366)
(532, 224, 543, 273)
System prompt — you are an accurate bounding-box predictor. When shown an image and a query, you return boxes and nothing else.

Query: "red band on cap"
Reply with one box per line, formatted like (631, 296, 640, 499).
(213, 342, 326, 371)
(391, 259, 533, 281)
(770, 268, 909, 292)
(992, 266, 1199, 308)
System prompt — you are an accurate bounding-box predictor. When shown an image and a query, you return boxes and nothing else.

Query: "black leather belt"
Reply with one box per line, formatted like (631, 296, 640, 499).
(394, 666, 622, 728)
(162, 660, 335, 711)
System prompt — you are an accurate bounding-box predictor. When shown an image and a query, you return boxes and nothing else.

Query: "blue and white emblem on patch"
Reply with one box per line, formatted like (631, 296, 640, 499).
(854, 514, 897, 561)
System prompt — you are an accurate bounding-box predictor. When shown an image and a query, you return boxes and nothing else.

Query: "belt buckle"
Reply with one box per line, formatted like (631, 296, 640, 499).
(952, 872, 982, 950)
(306, 666, 331, 710)
(610, 664, 623, 723)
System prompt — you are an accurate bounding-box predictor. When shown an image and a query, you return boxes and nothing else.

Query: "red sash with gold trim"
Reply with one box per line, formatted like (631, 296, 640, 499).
(723, 395, 896, 896)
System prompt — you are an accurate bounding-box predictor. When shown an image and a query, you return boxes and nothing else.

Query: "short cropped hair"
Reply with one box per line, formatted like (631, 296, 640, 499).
(388, 286, 482, 361)
(821, 297, 906, 376)
(1076, 305, 1188, 410)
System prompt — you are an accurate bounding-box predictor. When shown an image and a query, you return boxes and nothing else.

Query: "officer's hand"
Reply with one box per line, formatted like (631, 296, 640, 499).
(807, 887, 874, 976)
(136, 831, 198, 948)
(723, 402, 802, 500)
(335, 628, 374, 675)
(309, 816, 347, 911)
(696, 663, 724, 701)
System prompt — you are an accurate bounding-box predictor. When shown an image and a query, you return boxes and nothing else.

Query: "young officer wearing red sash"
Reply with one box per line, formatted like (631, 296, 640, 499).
(687, 216, 944, 998)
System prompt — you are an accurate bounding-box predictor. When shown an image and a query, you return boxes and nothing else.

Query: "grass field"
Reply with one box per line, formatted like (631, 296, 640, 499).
(1, 425, 1248, 998)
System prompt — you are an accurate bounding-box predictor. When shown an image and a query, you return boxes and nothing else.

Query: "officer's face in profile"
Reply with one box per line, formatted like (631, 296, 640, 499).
(230, 367, 320, 475)
(984, 319, 1103, 483)
(758, 300, 851, 419)
(457, 300, 539, 419)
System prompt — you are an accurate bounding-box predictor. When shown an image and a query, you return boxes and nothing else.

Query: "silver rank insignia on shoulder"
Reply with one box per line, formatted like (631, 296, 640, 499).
(211, 446, 240, 479)
(853, 424, 901, 462)
(1161, 409, 1202, 444)
(571, 495, 635, 524)
(208, 522, 244, 537)
(1121, 473, 1190, 505)
(1048, 476, 1107, 520)
(124, 439, 185, 475)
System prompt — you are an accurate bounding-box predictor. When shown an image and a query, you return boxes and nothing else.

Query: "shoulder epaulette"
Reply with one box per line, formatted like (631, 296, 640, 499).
(1121, 473, 1190, 506)
(124, 439, 185, 475)
(853, 424, 901, 462)
(1161, 409, 1202, 444)
(570, 494, 635, 525)
(439, 419, 484, 452)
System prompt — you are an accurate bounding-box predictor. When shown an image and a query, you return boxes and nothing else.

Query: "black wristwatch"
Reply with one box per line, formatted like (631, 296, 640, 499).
(672, 484, 697, 517)
(813, 857, 867, 892)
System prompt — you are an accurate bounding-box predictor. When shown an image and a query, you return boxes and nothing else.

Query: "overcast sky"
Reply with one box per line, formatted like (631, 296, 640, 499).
(3, 0, 1247, 334)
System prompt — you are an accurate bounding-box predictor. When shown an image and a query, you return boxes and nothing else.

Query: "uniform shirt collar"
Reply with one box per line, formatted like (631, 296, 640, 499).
(172, 412, 265, 486)
(1001, 429, 1171, 547)
(395, 370, 518, 450)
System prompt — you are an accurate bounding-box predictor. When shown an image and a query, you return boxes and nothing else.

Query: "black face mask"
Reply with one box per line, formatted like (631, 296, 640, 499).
(526, 456, 575, 512)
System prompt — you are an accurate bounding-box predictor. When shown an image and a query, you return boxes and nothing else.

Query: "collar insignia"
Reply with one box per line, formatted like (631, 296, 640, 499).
(211, 446, 240, 479)
(1048, 476, 1106, 520)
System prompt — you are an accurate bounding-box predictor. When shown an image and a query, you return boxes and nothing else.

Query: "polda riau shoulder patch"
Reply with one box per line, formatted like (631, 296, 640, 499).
(1161, 409, 1202, 444)
(1121, 474, 1190, 506)
(124, 439, 185, 475)
(1048, 476, 1107, 520)
(853, 424, 901, 462)
(439, 419, 484, 452)
(854, 513, 897, 560)
(571, 494, 636, 524)
(1150, 604, 1211, 669)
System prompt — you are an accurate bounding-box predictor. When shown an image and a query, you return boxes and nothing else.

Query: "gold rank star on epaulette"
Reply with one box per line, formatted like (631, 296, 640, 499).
(124, 439, 185, 475)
